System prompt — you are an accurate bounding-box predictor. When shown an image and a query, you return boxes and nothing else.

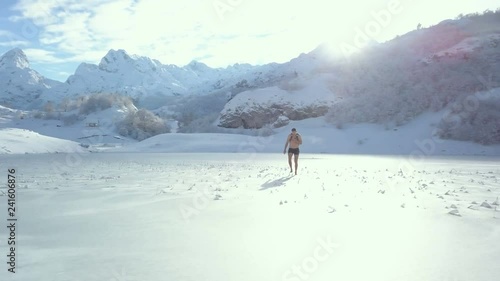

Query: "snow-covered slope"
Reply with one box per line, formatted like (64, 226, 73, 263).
(420, 33, 500, 64)
(0, 105, 23, 123)
(0, 103, 137, 153)
(215, 14, 500, 130)
(0, 128, 86, 154)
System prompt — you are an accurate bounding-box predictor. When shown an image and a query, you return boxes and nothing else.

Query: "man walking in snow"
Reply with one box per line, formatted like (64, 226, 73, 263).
(283, 128, 302, 175)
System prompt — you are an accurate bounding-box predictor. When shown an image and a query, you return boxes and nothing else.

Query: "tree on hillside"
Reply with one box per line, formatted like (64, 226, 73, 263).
(117, 109, 170, 140)
(43, 101, 54, 113)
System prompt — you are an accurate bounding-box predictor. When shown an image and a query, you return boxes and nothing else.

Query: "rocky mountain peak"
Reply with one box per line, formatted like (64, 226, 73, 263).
(0, 48, 30, 70)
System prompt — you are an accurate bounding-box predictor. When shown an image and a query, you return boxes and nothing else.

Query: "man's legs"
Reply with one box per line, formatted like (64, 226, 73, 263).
(294, 153, 299, 175)
(288, 152, 293, 172)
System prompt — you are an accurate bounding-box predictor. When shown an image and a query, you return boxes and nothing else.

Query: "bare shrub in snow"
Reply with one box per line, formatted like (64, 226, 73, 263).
(117, 109, 170, 140)
(177, 113, 222, 133)
(278, 78, 305, 92)
(61, 114, 80, 126)
(78, 93, 135, 115)
(43, 101, 55, 114)
(171, 92, 228, 131)
(438, 93, 500, 144)
(32, 110, 44, 119)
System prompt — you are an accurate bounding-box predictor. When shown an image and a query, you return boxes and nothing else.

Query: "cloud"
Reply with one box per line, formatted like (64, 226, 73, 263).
(0, 30, 16, 37)
(0, 40, 30, 47)
(23, 48, 67, 63)
(9, 0, 207, 64)
(9, 0, 355, 66)
(0, 30, 31, 48)
(12, 0, 73, 25)
(42, 11, 95, 52)
(10, 0, 500, 69)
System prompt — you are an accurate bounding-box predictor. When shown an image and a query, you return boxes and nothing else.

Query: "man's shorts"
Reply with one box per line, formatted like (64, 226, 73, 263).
(288, 148, 300, 155)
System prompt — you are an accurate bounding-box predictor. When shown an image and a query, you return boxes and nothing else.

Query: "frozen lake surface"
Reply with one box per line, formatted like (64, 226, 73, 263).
(1, 153, 500, 281)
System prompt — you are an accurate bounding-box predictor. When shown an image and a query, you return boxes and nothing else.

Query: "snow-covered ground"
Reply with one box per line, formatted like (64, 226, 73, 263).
(1, 97, 499, 281)
(0, 153, 499, 281)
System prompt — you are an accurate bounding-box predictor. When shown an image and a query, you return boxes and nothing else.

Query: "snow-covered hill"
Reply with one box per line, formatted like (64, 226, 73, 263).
(214, 13, 500, 130)
(0, 128, 86, 154)
(0, 103, 137, 154)
(217, 74, 338, 129)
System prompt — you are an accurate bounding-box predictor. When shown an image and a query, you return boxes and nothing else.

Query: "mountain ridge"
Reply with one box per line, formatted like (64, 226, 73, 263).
(0, 46, 310, 109)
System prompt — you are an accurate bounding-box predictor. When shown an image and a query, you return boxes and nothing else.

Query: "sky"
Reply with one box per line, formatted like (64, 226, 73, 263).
(0, 0, 498, 82)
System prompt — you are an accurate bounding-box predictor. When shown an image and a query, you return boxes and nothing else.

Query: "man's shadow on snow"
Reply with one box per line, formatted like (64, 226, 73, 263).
(259, 175, 293, 191)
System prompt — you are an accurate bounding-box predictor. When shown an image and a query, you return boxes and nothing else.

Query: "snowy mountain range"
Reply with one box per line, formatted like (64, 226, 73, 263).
(0, 47, 316, 110)
(0, 11, 499, 150)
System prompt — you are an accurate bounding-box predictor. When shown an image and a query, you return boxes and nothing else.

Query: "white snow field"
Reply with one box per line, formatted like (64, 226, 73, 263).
(1, 152, 499, 281)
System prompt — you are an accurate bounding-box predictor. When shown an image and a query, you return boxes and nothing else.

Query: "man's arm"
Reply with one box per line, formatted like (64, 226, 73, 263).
(283, 135, 290, 153)
(298, 134, 302, 145)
